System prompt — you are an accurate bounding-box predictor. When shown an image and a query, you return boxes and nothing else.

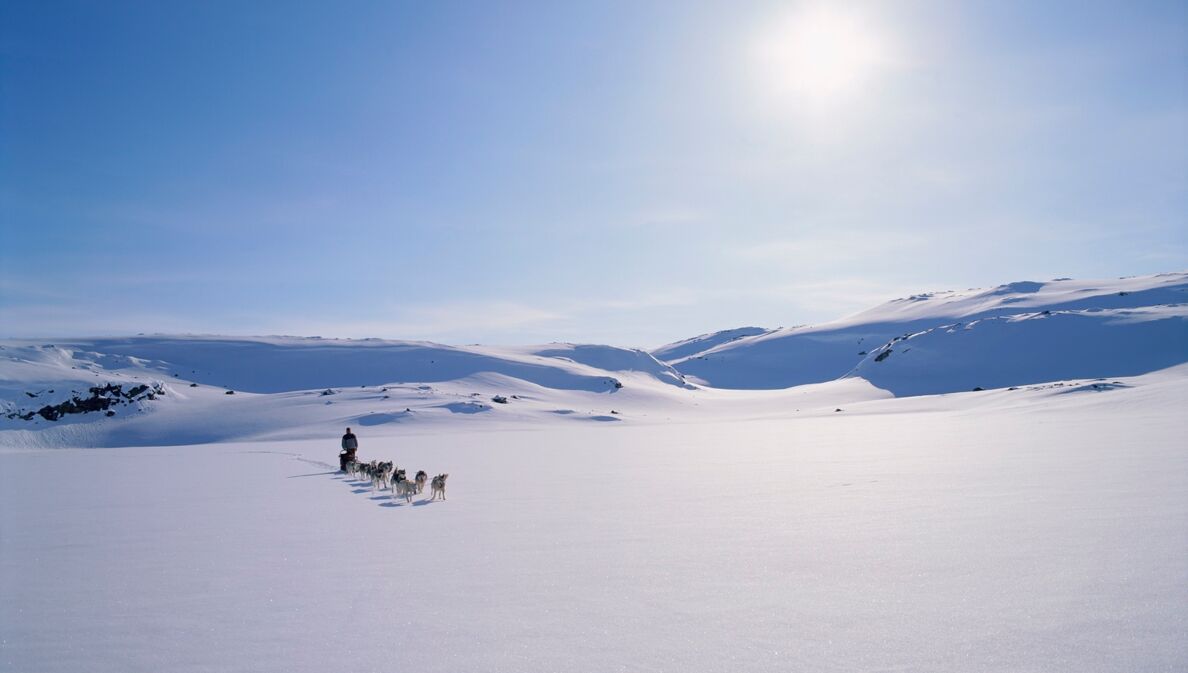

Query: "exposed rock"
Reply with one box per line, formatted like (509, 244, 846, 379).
(14, 382, 166, 422)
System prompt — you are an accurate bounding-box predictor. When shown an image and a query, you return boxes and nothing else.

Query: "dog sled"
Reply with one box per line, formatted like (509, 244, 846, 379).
(339, 447, 357, 472)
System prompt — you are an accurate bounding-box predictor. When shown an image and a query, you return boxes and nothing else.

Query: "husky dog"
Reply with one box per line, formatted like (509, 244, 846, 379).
(393, 474, 416, 503)
(373, 462, 394, 491)
(430, 473, 449, 501)
(414, 470, 428, 494)
(362, 460, 379, 483)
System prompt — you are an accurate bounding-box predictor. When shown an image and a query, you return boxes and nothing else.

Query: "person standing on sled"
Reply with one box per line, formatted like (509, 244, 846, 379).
(339, 427, 358, 472)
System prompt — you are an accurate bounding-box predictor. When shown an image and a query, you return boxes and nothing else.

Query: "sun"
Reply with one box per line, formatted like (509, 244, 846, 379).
(751, 5, 889, 111)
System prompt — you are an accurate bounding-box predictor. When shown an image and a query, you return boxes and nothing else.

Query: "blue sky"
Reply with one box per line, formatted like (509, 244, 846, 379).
(2, 1, 1185, 347)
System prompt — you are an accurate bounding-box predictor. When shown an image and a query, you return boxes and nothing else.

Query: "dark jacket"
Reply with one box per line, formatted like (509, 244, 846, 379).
(341, 433, 358, 450)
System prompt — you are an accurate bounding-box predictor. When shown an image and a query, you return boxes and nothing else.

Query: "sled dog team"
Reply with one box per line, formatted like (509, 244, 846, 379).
(340, 428, 448, 503)
(348, 459, 449, 503)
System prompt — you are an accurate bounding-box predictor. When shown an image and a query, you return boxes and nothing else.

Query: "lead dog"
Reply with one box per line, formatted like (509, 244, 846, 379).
(430, 473, 449, 501)
(415, 470, 427, 494)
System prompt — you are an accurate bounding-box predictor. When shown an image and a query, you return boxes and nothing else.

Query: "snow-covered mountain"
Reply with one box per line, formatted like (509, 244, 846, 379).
(2, 272, 1186, 447)
(667, 272, 1188, 390)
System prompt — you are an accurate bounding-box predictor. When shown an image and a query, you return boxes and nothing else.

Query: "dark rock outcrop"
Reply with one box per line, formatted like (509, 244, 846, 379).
(6, 382, 166, 422)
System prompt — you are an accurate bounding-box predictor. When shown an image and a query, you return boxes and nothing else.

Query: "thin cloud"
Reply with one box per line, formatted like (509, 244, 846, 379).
(728, 230, 927, 265)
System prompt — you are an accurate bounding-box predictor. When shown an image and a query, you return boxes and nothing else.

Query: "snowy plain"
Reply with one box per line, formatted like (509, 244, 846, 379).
(2, 272, 1186, 672)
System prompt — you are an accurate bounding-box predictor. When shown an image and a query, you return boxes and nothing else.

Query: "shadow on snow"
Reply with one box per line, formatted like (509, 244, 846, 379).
(332, 473, 434, 508)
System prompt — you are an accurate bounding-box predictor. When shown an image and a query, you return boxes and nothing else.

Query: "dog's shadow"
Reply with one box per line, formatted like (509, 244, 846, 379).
(332, 472, 431, 509)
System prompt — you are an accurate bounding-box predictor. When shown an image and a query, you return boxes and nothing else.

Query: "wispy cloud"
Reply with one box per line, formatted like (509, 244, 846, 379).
(728, 230, 927, 267)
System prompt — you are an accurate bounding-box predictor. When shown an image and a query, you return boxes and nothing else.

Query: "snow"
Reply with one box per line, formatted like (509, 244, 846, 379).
(651, 326, 772, 363)
(2, 368, 1186, 672)
(0, 336, 676, 395)
(672, 271, 1188, 389)
(846, 305, 1188, 396)
(2, 272, 1187, 671)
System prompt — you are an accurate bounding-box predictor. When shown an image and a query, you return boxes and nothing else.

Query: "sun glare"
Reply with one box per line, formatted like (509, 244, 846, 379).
(752, 5, 889, 112)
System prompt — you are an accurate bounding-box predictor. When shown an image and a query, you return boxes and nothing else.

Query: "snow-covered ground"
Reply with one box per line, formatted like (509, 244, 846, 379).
(2, 272, 1186, 671)
(2, 367, 1185, 672)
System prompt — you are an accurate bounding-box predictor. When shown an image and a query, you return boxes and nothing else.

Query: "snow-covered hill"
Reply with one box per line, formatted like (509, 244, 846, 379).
(0, 336, 706, 445)
(2, 272, 1186, 447)
(651, 326, 772, 362)
(0, 336, 691, 395)
(846, 305, 1188, 396)
(670, 272, 1188, 390)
